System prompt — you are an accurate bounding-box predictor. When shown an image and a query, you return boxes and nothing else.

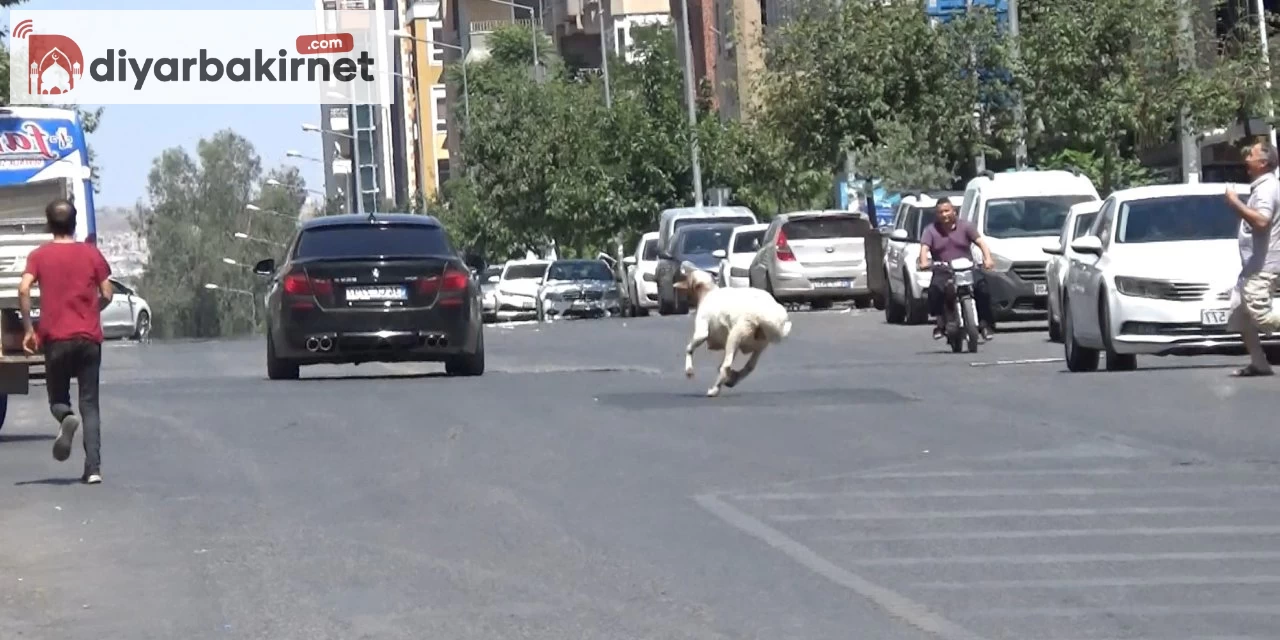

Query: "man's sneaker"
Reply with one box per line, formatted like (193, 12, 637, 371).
(981, 324, 995, 341)
(932, 325, 944, 340)
(52, 414, 81, 462)
(83, 473, 101, 485)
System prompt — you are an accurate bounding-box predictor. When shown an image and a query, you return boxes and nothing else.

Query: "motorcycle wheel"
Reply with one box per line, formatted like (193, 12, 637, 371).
(961, 296, 980, 353)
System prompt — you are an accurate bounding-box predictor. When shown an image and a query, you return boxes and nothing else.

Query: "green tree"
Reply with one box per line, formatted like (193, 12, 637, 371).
(133, 131, 302, 338)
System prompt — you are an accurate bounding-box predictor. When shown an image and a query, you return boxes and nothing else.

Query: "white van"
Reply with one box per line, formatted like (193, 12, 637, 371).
(958, 170, 1100, 321)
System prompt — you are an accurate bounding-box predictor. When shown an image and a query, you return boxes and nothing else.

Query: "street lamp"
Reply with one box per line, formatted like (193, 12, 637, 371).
(232, 231, 287, 248)
(301, 123, 356, 139)
(246, 203, 301, 220)
(265, 178, 327, 198)
(205, 283, 258, 324)
(286, 150, 322, 163)
(391, 28, 471, 131)
(221, 257, 254, 270)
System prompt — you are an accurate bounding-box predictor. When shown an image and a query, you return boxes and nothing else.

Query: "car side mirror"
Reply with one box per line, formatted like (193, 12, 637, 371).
(712, 249, 727, 259)
(890, 229, 909, 241)
(622, 256, 636, 266)
(253, 258, 275, 276)
(487, 275, 500, 283)
(1070, 235, 1103, 255)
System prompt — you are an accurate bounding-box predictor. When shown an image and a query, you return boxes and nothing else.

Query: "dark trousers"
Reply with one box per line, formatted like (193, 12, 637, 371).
(928, 271, 995, 326)
(45, 339, 103, 474)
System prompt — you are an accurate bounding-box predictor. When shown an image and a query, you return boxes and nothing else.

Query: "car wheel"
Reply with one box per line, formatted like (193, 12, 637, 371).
(1063, 299, 1099, 373)
(133, 310, 151, 342)
(904, 271, 928, 325)
(884, 276, 907, 324)
(446, 329, 485, 376)
(1266, 345, 1280, 365)
(811, 299, 833, 311)
(1100, 295, 1137, 371)
(1048, 314, 1062, 342)
(266, 332, 300, 380)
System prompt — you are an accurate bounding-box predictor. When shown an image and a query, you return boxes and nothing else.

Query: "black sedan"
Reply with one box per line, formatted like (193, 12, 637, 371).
(252, 213, 485, 380)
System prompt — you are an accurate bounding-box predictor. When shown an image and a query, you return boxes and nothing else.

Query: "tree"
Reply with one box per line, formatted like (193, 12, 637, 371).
(1017, 0, 1269, 191)
(132, 131, 302, 338)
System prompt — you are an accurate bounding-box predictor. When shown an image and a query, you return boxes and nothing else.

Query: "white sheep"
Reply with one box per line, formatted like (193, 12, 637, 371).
(673, 261, 793, 397)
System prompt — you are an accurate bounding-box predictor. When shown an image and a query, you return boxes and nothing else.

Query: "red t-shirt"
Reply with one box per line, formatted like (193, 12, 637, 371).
(23, 242, 111, 343)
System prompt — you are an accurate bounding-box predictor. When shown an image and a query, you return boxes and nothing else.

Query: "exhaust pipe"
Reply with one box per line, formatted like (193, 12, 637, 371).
(305, 337, 320, 352)
(425, 335, 438, 347)
(318, 336, 333, 352)
(437, 336, 448, 348)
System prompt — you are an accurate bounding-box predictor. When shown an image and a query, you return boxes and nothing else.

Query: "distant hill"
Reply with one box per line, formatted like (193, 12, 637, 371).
(96, 205, 135, 234)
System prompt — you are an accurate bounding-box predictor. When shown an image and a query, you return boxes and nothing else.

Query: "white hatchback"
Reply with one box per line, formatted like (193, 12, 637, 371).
(1061, 183, 1280, 372)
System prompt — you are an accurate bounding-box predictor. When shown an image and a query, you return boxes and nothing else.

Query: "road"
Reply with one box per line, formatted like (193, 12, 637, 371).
(2, 309, 1279, 640)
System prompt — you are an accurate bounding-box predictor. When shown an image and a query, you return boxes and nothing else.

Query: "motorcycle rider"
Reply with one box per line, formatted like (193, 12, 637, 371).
(917, 198, 996, 341)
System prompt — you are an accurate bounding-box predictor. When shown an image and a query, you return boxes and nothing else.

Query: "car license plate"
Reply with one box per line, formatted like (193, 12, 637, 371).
(345, 285, 407, 301)
(1201, 308, 1230, 327)
(813, 279, 851, 289)
(1033, 283, 1048, 296)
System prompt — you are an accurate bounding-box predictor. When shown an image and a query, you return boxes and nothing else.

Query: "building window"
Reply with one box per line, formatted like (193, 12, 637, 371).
(431, 84, 448, 134)
(427, 20, 445, 63)
(437, 158, 451, 186)
(616, 27, 626, 56)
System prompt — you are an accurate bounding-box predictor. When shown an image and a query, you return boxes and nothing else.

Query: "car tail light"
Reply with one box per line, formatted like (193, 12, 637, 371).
(417, 268, 470, 305)
(283, 271, 332, 296)
(776, 230, 796, 262)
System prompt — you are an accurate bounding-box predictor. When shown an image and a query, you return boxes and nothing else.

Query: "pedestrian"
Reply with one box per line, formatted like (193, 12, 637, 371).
(17, 198, 112, 483)
(1225, 140, 1280, 377)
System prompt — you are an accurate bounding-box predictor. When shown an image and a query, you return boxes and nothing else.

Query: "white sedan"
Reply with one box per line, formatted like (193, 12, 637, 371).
(101, 278, 152, 341)
(1061, 183, 1280, 372)
(1042, 200, 1102, 342)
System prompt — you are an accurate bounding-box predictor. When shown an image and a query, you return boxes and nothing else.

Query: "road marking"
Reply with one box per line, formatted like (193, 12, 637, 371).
(769, 506, 1240, 522)
(914, 575, 1280, 590)
(968, 604, 1280, 618)
(735, 484, 1280, 501)
(847, 551, 1280, 566)
(835, 467, 1184, 479)
(694, 493, 991, 640)
(819, 524, 1280, 542)
(968, 357, 1064, 367)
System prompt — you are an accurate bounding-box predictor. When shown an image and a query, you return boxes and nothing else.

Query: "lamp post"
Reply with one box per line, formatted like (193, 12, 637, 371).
(391, 29, 471, 132)
(221, 257, 252, 270)
(301, 122, 363, 213)
(596, 0, 611, 108)
(285, 150, 323, 163)
(676, 0, 702, 207)
(246, 203, 301, 220)
(232, 232, 287, 249)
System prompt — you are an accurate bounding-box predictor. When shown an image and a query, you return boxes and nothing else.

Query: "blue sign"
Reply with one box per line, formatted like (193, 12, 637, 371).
(0, 115, 86, 185)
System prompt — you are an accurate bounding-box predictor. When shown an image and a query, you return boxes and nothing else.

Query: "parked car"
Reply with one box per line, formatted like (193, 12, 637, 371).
(493, 259, 549, 322)
(1060, 183, 1280, 372)
(749, 210, 877, 309)
(672, 223, 738, 285)
(882, 193, 963, 324)
(622, 231, 659, 316)
(537, 259, 623, 321)
(654, 206, 758, 314)
(957, 169, 1100, 321)
(254, 213, 485, 380)
(717, 223, 769, 288)
(101, 278, 152, 341)
(1042, 201, 1102, 341)
(478, 264, 503, 323)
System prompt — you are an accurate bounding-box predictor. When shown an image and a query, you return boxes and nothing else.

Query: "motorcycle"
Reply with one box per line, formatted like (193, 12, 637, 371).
(933, 258, 981, 353)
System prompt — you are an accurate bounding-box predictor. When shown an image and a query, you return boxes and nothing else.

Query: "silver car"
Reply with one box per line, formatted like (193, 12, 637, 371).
(536, 259, 623, 322)
(748, 210, 875, 309)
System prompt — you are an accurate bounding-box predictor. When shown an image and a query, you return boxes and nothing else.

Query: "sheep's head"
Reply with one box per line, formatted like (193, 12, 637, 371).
(672, 261, 717, 307)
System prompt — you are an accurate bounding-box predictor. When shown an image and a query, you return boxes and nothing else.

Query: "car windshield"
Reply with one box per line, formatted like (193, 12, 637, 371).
(294, 224, 452, 259)
(672, 216, 755, 235)
(983, 195, 1096, 238)
(911, 207, 940, 238)
(783, 215, 864, 240)
(733, 230, 764, 253)
(1072, 213, 1098, 240)
(641, 239, 658, 261)
(679, 227, 734, 254)
(546, 261, 613, 281)
(504, 263, 547, 280)
(1116, 195, 1241, 243)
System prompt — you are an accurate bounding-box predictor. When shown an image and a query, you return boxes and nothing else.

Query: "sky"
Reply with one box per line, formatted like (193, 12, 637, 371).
(1, 0, 327, 209)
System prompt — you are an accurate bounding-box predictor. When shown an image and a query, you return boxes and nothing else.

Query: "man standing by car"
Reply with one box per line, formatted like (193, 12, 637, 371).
(18, 198, 112, 484)
(1225, 140, 1280, 377)
(918, 198, 996, 341)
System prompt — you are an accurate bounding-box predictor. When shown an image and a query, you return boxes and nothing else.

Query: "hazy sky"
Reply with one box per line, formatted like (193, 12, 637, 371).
(2, 0, 328, 208)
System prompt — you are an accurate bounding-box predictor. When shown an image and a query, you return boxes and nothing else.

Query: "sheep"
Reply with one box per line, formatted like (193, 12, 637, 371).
(673, 261, 793, 397)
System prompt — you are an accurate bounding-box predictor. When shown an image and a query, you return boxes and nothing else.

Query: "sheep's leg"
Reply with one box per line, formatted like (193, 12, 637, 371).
(708, 323, 751, 397)
(685, 321, 709, 378)
(725, 344, 765, 388)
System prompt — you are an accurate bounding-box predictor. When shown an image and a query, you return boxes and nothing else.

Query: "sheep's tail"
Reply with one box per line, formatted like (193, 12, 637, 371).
(779, 319, 793, 339)
(759, 315, 792, 343)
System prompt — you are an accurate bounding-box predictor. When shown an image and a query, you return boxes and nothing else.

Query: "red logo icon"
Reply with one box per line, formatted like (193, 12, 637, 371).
(13, 19, 85, 96)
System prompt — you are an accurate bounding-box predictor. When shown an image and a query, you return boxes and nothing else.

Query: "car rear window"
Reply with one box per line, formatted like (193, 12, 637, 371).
(783, 216, 864, 240)
(504, 263, 547, 280)
(641, 239, 658, 261)
(733, 230, 764, 253)
(295, 224, 452, 259)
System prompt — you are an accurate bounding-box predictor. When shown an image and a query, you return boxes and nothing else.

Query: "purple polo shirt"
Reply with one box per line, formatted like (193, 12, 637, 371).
(920, 220, 979, 263)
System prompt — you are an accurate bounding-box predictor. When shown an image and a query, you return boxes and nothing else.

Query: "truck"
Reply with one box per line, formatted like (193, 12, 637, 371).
(0, 106, 97, 432)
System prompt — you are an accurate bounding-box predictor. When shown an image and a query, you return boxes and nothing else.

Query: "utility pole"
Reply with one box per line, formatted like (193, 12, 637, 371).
(599, 0, 612, 108)
(678, 0, 704, 207)
(1255, 0, 1277, 149)
(1177, 0, 1200, 183)
(1008, 0, 1028, 169)
(965, 0, 985, 175)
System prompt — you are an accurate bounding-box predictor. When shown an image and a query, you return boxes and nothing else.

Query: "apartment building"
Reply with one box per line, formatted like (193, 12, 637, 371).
(545, 0, 669, 69)
(668, 0, 772, 119)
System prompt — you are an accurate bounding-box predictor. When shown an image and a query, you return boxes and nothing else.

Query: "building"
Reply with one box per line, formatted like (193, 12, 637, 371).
(546, 0, 669, 70)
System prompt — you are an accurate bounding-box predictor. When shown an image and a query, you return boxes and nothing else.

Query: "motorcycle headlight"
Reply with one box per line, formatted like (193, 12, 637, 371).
(1114, 276, 1168, 299)
(954, 271, 975, 287)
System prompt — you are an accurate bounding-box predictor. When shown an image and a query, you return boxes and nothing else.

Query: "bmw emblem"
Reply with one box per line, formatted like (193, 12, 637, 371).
(372, 268, 380, 279)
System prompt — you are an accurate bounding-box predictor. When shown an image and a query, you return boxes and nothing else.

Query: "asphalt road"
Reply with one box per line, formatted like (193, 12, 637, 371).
(2, 308, 1279, 640)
